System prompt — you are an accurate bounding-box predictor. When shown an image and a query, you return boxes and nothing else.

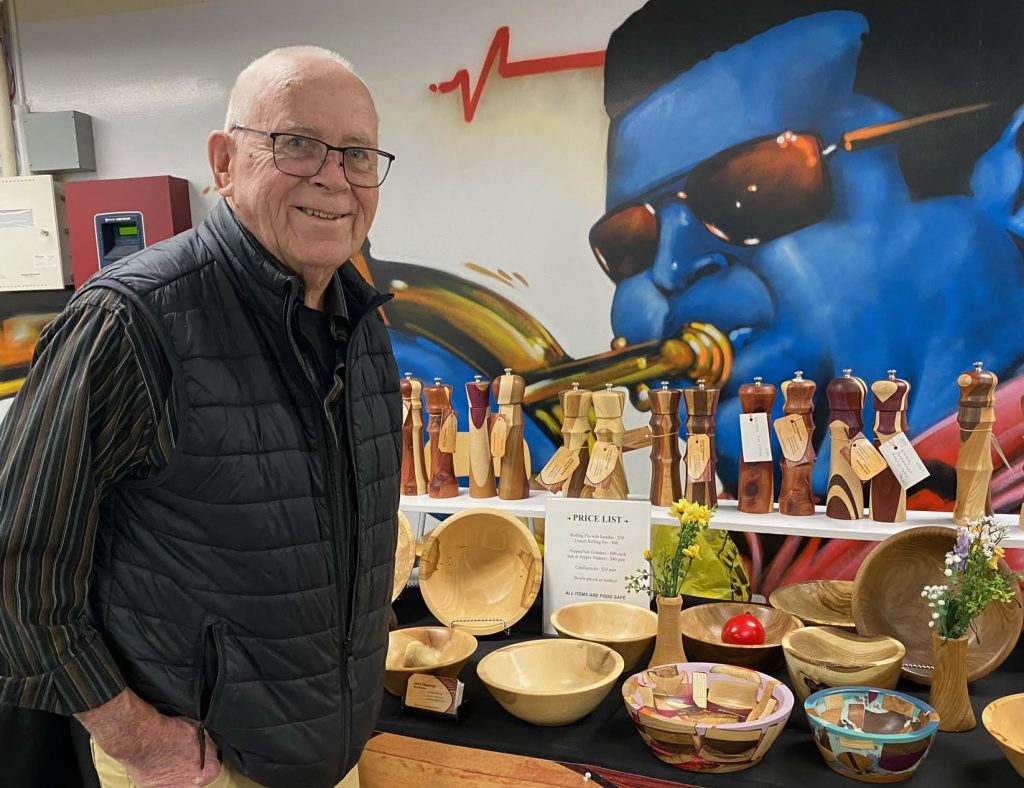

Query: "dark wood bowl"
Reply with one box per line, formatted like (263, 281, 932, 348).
(679, 602, 803, 670)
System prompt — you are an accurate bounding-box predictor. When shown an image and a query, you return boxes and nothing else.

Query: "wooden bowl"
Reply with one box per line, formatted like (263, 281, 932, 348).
(622, 661, 794, 773)
(550, 602, 657, 673)
(477, 639, 623, 726)
(679, 602, 803, 669)
(385, 626, 478, 696)
(782, 626, 905, 704)
(419, 508, 542, 636)
(392, 511, 417, 602)
(852, 526, 1023, 685)
(983, 693, 1024, 779)
(769, 580, 855, 629)
(805, 687, 940, 783)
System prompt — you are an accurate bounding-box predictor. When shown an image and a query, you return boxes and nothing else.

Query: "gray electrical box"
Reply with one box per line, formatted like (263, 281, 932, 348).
(24, 110, 96, 173)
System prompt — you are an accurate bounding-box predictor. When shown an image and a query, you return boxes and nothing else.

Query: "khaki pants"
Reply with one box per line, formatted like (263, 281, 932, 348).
(90, 740, 360, 788)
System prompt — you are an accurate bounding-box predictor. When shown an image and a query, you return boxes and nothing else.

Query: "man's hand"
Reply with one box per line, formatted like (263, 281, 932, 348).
(76, 689, 222, 788)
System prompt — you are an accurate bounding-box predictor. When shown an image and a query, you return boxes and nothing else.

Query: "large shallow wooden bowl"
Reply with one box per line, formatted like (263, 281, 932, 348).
(805, 687, 940, 783)
(679, 602, 803, 670)
(550, 602, 657, 673)
(769, 581, 855, 629)
(477, 639, 623, 726)
(419, 508, 542, 636)
(783, 626, 905, 704)
(622, 661, 794, 773)
(385, 626, 478, 696)
(852, 526, 1023, 685)
(392, 512, 417, 602)
(983, 693, 1024, 779)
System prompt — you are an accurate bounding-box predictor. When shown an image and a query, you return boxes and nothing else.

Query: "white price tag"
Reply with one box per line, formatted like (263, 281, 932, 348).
(740, 413, 773, 462)
(878, 432, 930, 490)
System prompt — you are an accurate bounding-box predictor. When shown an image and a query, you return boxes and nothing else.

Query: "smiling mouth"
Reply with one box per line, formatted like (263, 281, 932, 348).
(298, 206, 347, 220)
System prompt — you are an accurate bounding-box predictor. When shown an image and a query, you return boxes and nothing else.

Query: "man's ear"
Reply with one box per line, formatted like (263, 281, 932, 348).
(970, 105, 1024, 237)
(208, 130, 234, 198)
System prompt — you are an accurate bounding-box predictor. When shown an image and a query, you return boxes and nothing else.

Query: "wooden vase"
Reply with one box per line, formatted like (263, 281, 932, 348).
(928, 632, 976, 732)
(648, 595, 687, 669)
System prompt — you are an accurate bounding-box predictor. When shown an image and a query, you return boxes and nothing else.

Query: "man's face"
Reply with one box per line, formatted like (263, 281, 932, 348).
(220, 62, 380, 273)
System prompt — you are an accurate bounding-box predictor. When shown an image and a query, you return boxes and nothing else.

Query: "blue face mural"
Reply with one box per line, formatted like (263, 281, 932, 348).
(603, 11, 1024, 496)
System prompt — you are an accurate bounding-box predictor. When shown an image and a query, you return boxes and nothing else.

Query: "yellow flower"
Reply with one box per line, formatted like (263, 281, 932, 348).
(643, 548, 653, 562)
(989, 546, 1005, 570)
(683, 544, 700, 559)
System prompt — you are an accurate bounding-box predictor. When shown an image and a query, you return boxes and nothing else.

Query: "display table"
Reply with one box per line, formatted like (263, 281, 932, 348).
(377, 590, 1022, 787)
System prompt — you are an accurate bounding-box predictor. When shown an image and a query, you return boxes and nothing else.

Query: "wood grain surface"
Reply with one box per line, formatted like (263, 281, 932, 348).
(778, 374, 817, 516)
(738, 379, 776, 513)
(465, 377, 496, 498)
(954, 364, 997, 525)
(869, 372, 911, 523)
(425, 380, 458, 499)
(825, 372, 866, 521)
(400, 375, 428, 496)
(493, 370, 530, 500)
(648, 384, 682, 506)
(682, 382, 720, 507)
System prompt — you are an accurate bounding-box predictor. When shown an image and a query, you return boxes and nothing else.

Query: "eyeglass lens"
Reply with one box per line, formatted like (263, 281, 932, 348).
(272, 133, 389, 186)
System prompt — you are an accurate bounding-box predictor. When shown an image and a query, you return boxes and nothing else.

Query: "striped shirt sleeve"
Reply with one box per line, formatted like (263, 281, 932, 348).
(0, 287, 170, 715)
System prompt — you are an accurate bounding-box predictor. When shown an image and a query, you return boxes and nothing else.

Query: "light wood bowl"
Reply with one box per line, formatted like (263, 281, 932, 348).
(852, 526, 1023, 685)
(679, 602, 803, 669)
(385, 626, 478, 696)
(983, 693, 1024, 779)
(769, 581, 855, 629)
(550, 601, 658, 673)
(782, 626, 905, 704)
(419, 508, 542, 636)
(477, 639, 623, 726)
(392, 512, 417, 602)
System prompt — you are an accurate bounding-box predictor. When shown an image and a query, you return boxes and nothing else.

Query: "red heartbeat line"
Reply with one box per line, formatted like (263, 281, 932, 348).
(429, 26, 606, 123)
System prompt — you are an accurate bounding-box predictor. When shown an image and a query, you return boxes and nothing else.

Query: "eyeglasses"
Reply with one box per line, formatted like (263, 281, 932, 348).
(589, 103, 990, 284)
(230, 125, 395, 187)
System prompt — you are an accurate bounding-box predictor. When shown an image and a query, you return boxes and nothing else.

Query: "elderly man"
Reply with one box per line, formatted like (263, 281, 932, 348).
(0, 46, 401, 788)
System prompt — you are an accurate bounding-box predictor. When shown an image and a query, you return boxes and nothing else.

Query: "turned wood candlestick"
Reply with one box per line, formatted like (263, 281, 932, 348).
(585, 384, 629, 500)
(778, 371, 817, 516)
(492, 368, 529, 500)
(649, 381, 682, 506)
(954, 361, 997, 525)
(870, 370, 911, 523)
(425, 377, 458, 499)
(738, 377, 776, 514)
(466, 375, 496, 498)
(539, 383, 592, 497)
(683, 379, 719, 507)
(826, 369, 867, 521)
(400, 372, 428, 496)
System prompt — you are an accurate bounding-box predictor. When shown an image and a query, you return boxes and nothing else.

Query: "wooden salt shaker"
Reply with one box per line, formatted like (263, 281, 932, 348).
(492, 368, 529, 500)
(425, 377, 458, 499)
(869, 370, 911, 523)
(826, 369, 867, 520)
(585, 384, 629, 500)
(649, 381, 682, 506)
(738, 377, 775, 514)
(683, 379, 719, 508)
(778, 371, 817, 516)
(400, 373, 428, 496)
(953, 361, 997, 525)
(466, 375, 496, 498)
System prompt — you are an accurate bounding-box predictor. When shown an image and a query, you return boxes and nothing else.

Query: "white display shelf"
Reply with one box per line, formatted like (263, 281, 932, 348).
(400, 490, 1024, 547)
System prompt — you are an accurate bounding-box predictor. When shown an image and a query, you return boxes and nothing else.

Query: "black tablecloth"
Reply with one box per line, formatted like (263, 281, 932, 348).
(379, 591, 1021, 787)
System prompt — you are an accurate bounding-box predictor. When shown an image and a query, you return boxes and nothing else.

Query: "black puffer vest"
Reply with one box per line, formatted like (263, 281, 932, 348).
(84, 201, 401, 787)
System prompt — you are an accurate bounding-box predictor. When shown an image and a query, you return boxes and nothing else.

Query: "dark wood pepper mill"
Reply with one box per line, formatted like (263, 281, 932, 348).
(492, 368, 529, 500)
(870, 370, 911, 523)
(425, 377, 458, 499)
(400, 372, 427, 496)
(778, 371, 817, 516)
(954, 361, 997, 525)
(738, 376, 776, 514)
(826, 369, 867, 521)
(683, 378, 719, 507)
(649, 381, 682, 506)
(466, 375, 495, 498)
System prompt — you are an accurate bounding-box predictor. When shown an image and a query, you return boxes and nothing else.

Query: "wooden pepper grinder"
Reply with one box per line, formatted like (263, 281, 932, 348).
(465, 375, 496, 498)
(425, 377, 458, 499)
(400, 372, 428, 496)
(826, 369, 867, 520)
(738, 377, 776, 514)
(585, 384, 629, 499)
(954, 361, 997, 525)
(777, 371, 817, 516)
(491, 368, 529, 500)
(683, 379, 719, 508)
(649, 381, 682, 506)
(870, 370, 911, 523)
(1020, 393, 1024, 529)
(538, 382, 592, 497)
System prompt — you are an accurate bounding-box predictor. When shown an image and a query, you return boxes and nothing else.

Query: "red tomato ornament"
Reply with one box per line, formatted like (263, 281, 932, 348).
(721, 613, 766, 645)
